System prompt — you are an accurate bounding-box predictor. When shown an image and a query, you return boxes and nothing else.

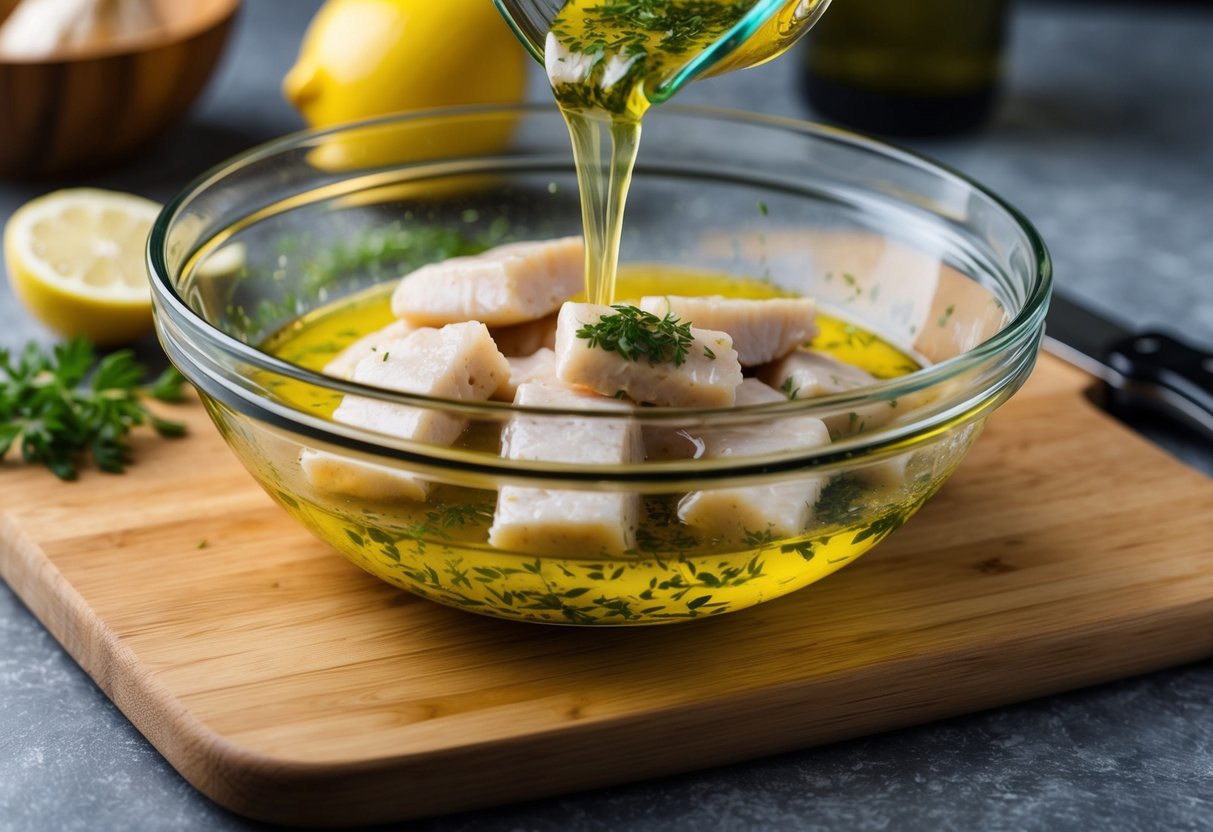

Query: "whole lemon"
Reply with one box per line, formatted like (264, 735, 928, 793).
(284, 0, 529, 170)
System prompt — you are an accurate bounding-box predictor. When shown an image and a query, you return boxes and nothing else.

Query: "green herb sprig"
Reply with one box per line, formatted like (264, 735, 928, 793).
(576, 304, 698, 366)
(0, 339, 187, 481)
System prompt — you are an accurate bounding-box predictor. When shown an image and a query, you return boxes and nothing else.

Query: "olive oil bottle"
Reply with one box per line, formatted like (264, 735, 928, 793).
(802, 0, 1010, 136)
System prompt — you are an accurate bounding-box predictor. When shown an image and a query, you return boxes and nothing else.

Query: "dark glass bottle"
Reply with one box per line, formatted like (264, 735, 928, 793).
(802, 0, 1010, 136)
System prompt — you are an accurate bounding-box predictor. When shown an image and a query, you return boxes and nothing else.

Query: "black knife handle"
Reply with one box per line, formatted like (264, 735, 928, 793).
(1104, 332, 1213, 440)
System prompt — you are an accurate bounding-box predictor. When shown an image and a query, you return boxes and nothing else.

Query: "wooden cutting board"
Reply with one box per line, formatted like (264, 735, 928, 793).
(2, 353, 1212, 827)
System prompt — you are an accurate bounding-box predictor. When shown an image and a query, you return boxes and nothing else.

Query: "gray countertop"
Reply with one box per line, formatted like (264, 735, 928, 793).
(2, 2, 1211, 830)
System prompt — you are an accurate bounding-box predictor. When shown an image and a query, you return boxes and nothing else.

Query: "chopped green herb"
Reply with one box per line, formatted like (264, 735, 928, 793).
(813, 476, 868, 526)
(222, 224, 493, 341)
(197, 539, 208, 550)
(549, 0, 752, 112)
(780, 376, 800, 400)
(576, 304, 695, 366)
(742, 527, 778, 547)
(757, 200, 769, 216)
(703, 345, 716, 360)
(0, 339, 187, 480)
(781, 541, 815, 561)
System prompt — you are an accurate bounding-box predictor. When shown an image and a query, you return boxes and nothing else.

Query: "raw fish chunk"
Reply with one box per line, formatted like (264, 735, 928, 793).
(490, 488, 639, 556)
(299, 451, 427, 502)
(855, 454, 910, 491)
(493, 348, 557, 402)
(391, 237, 584, 327)
(341, 321, 510, 404)
(489, 312, 559, 357)
(322, 319, 412, 380)
(554, 302, 743, 407)
(489, 381, 641, 555)
(759, 348, 898, 436)
(303, 322, 509, 501)
(677, 380, 830, 539)
(639, 295, 816, 366)
(759, 348, 878, 398)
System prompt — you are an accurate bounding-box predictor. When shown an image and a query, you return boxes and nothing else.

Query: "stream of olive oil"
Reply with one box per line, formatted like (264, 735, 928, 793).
(548, 0, 759, 306)
(545, 0, 828, 306)
(252, 268, 953, 625)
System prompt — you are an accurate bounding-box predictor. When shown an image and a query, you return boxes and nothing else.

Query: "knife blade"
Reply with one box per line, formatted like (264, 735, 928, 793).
(1043, 291, 1213, 442)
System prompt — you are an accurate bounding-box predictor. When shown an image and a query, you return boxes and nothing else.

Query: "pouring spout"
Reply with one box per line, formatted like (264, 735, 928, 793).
(493, 0, 555, 64)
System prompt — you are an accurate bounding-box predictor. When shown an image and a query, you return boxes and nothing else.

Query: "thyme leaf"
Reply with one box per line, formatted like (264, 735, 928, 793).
(576, 304, 695, 366)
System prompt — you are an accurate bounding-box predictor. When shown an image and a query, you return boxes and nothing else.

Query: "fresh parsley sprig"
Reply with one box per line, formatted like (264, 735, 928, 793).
(576, 304, 698, 366)
(0, 338, 187, 481)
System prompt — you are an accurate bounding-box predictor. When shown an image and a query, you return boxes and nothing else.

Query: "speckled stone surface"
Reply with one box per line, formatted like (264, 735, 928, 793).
(1, 2, 1211, 830)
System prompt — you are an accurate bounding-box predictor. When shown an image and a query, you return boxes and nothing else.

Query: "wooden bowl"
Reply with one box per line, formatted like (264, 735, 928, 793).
(0, 0, 240, 178)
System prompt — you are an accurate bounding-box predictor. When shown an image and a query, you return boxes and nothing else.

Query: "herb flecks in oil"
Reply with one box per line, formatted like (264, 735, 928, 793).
(548, 0, 754, 113)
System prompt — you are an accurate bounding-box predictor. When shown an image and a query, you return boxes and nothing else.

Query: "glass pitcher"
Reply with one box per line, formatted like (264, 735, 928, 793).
(494, 0, 834, 105)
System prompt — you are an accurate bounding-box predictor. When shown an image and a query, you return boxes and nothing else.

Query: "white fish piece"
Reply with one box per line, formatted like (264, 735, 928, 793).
(854, 454, 911, 491)
(344, 321, 511, 404)
(554, 302, 743, 407)
(639, 295, 816, 366)
(677, 379, 831, 539)
(643, 424, 706, 462)
(391, 236, 584, 327)
(489, 312, 559, 357)
(759, 348, 878, 398)
(759, 348, 898, 437)
(322, 319, 413, 380)
(303, 322, 510, 502)
(490, 488, 639, 556)
(299, 451, 428, 502)
(494, 348, 558, 402)
(489, 381, 641, 555)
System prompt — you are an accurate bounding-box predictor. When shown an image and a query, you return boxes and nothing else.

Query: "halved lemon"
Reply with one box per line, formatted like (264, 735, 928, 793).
(4, 188, 161, 345)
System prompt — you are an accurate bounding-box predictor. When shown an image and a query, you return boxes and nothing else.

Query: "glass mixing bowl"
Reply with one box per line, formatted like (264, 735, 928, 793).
(148, 105, 1050, 626)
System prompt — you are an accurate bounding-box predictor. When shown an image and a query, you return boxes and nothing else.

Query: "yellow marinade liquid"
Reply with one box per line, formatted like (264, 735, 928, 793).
(252, 268, 946, 625)
(545, 0, 826, 306)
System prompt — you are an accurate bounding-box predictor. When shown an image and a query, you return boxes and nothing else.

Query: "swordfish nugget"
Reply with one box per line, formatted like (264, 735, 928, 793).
(554, 302, 744, 407)
(758, 348, 898, 436)
(302, 321, 510, 502)
(299, 451, 432, 502)
(638, 295, 816, 367)
(390, 236, 584, 327)
(489, 381, 641, 556)
(493, 348, 558, 402)
(321, 319, 413, 380)
(677, 379, 831, 539)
